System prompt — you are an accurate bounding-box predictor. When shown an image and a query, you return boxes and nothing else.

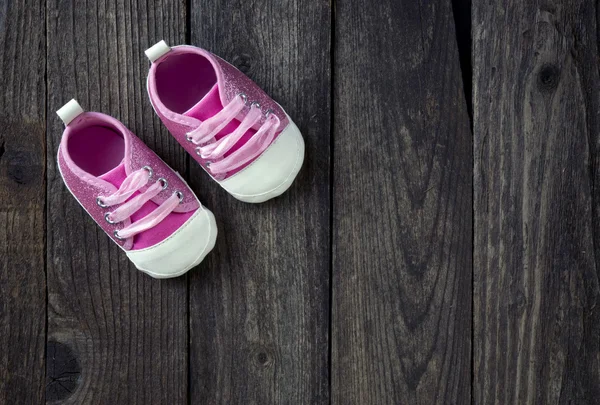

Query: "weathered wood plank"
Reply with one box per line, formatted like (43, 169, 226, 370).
(332, 0, 472, 403)
(46, 1, 188, 403)
(0, 1, 47, 403)
(188, 1, 332, 403)
(473, 1, 600, 403)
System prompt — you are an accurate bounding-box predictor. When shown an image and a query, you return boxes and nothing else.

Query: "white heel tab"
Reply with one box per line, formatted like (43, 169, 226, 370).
(56, 99, 84, 126)
(145, 40, 171, 62)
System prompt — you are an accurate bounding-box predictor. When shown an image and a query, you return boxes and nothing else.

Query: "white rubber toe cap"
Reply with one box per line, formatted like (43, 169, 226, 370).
(218, 119, 305, 203)
(126, 207, 217, 278)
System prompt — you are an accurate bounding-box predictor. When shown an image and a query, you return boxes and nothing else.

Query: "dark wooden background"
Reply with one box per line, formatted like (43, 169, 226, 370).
(1, 0, 599, 404)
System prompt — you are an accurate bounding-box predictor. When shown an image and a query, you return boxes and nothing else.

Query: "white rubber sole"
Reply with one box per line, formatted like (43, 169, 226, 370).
(228, 144, 305, 203)
(218, 119, 305, 203)
(136, 209, 218, 279)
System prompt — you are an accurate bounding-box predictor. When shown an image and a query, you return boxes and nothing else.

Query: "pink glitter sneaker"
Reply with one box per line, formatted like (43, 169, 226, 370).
(56, 99, 217, 278)
(145, 41, 305, 203)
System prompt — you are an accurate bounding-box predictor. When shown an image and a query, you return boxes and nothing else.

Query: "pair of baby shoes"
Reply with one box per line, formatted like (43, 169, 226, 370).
(56, 41, 305, 279)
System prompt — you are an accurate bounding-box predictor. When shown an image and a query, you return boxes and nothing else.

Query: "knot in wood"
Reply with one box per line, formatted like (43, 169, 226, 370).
(537, 64, 560, 92)
(232, 53, 253, 74)
(7, 149, 35, 185)
(250, 343, 276, 369)
(46, 341, 81, 402)
(257, 352, 269, 365)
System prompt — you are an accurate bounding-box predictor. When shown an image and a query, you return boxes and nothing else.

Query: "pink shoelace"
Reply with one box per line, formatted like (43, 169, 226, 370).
(96, 167, 183, 240)
(184, 93, 281, 175)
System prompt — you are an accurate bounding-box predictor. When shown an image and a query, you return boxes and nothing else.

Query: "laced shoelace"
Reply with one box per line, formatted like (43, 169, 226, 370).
(96, 166, 184, 240)
(184, 93, 281, 175)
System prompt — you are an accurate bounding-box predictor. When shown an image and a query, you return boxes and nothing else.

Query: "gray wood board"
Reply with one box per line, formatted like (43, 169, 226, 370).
(188, 0, 332, 403)
(0, 1, 47, 403)
(332, 0, 473, 403)
(473, 1, 600, 404)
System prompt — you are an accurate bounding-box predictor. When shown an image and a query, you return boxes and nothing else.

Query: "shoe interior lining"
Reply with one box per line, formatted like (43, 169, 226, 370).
(155, 53, 217, 114)
(68, 124, 125, 177)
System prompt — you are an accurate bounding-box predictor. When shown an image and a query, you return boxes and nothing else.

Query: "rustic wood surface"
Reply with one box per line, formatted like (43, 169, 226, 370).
(2, 0, 600, 404)
(332, 0, 472, 403)
(0, 1, 47, 404)
(473, 1, 600, 404)
(188, 0, 331, 403)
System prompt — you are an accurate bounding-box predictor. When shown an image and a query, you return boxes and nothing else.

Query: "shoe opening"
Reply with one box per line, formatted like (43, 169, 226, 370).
(155, 53, 218, 114)
(67, 119, 125, 177)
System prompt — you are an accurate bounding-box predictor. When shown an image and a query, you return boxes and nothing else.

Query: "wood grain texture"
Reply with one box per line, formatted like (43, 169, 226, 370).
(188, 1, 331, 403)
(473, 1, 600, 404)
(46, 1, 188, 403)
(332, 0, 472, 403)
(0, 1, 47, 404)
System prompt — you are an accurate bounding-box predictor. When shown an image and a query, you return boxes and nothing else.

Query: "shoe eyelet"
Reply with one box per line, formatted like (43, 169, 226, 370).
(238, 93, 248, 105)
(105, 212, 118, 224)
(195, 146, 203, 156)
(96, 196, 108, 208)
(185, 133, 194, 143)
(158, 178, 168, 190)
(175, 191, 184, 203)
(264, 108, 274, 118)
(114, 229, 125, 241)
(142, 165, 153, 178)
(251, 102, 261, 110)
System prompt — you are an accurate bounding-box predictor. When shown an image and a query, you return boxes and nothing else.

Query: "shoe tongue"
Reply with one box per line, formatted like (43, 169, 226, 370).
(183, 83, 222, 121)
(99, 161, 127, 188)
